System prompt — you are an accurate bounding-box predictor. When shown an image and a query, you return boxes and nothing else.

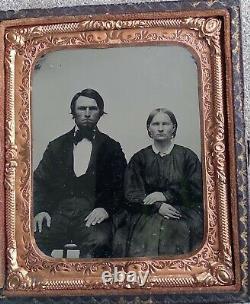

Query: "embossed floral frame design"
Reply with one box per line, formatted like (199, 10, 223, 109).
(0, 8, 242, 297)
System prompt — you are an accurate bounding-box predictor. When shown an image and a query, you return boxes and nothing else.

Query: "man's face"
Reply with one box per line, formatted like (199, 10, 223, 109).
(74, 96, 101, 129)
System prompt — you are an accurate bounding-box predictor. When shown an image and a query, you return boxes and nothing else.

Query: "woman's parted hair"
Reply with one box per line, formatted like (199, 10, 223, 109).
(146, 108, 178, 138)
(70, 88, 106, 117)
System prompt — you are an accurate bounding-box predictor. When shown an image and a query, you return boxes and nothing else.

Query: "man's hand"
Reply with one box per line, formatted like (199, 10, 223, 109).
(34, 212, 51, 232)
(143, 192, 166, 205)
(158, 203, 181, 220)
(84, 208, 109, 227)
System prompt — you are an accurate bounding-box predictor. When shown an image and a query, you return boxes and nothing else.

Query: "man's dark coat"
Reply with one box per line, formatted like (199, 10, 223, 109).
(34, 128, 127, 217)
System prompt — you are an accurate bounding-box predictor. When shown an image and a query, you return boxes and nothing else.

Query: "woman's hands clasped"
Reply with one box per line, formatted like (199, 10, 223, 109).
(143, 192, 181, 220)
(158, 203, 181, 220)
(143, 192, 166, 205)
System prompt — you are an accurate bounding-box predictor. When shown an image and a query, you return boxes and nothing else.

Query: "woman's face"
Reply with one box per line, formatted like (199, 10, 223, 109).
(148, 112, 175, 142)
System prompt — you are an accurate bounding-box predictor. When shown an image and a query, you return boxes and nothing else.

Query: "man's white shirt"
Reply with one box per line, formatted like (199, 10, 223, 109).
(73, 126, 93, 177)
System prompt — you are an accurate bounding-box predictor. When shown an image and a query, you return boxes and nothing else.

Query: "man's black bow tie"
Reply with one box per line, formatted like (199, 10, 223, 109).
(73, 128, 95, 144)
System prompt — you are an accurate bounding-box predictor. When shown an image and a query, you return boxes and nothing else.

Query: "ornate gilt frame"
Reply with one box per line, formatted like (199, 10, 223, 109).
(0, 7, 244, 297)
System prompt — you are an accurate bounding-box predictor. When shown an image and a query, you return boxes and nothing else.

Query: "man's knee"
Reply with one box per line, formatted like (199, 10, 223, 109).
(34, 228, 53, 255)
(93, 226, 111, 247)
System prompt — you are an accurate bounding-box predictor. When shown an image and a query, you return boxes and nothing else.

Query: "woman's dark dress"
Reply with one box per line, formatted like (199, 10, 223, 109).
(124, 144, 203, 257)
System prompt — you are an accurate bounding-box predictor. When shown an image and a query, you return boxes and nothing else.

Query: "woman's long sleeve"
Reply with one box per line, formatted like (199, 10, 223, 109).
(124, 154, 146, 204)
(181, 150, 203, 211)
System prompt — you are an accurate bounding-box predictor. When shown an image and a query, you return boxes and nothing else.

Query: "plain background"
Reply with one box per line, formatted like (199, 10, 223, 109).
(32, 45, 201, 167)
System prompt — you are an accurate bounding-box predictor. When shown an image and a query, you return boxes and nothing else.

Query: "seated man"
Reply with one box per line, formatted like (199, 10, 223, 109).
(34, 88, 127, 258)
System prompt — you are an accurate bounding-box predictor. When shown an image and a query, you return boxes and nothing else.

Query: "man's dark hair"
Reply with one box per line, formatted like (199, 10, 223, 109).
(70, 88, 105, 117)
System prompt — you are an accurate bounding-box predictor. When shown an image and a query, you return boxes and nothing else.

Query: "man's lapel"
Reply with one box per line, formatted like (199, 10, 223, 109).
(87, 130, 106, 172)
(61, 129, 75, 175)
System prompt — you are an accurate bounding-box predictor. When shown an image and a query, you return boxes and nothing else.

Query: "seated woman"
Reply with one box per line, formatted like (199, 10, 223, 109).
(124, 108, 203, 257)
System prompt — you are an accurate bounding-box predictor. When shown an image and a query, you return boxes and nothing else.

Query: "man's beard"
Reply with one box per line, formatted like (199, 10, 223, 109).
(79, 125, 97, 138)
(74, 126, 96, 143)
(79, 125, 95, 131)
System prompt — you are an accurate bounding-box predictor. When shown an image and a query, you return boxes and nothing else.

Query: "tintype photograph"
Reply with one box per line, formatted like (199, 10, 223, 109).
(0, 2, 247, 299)
(32, 46, 203, 260)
